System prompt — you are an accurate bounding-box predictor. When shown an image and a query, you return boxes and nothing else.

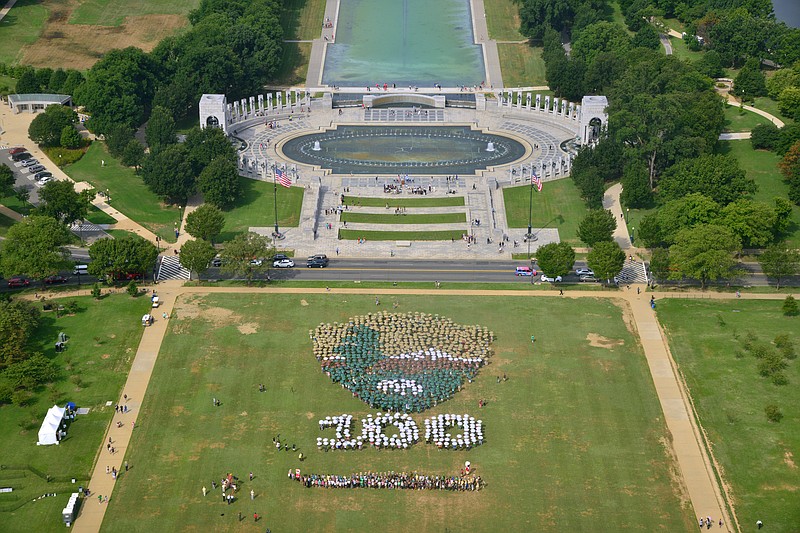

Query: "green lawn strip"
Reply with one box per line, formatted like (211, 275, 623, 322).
(103, 229, 139, 240)
(0, 294, 146, 532)
(338, 229, 466, 241)
(484, 0, 525, 41)
(0, 74, 17, 92)
(0, 194, 35, 216)
(85, 205, 117, 225)
(0, 211, 17, 236)
(218, 178, 304, 242)
(667, 36, 704, 62)
(63, 143, 179, 243)
(280, 0, 327, 40)
(498, 44, 547, 87)
(69, 0, 200, 26)
(340, 212, 466, 225)
(658, 299, 800, 533)
(723, 104, 771, 132)
(752, 97, 795, 125)
(0, 0, 48, 64)
(104, 293, 694, 532)
(274, 42, 312, 86)
(610, 1, 634, 35)
(343, 196, 465, 208)
(718, 140, 800, 247)
(189, 279, 610, 291)
(502, 178, 587, 243)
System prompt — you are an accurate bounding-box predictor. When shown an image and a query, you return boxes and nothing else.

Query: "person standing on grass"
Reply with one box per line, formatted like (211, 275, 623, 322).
(250, 489, 255, 500)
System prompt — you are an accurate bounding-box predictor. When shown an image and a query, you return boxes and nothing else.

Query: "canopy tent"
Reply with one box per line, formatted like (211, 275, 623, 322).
(37, 405, 66, 445)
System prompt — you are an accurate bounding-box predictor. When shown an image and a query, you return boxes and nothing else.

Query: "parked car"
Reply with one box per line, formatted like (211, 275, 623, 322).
(37, 176, 53, 185)
(250, 258, 263, 266)
(307, 254, 328, 263)
(8, 277, 30, 288)
(579, 275, 599, 282)
(271, 253, 289, 262)
(29, 164, 45, 173)
(540, 274, 562, 283)
(575, 268, 594, 276)
(21, 158, 38, 167)
(34, 171, 53, 180)
(307, 258, 328, 268)
(515, 266, 535, 276)
(273, 258, 294, 268)
(11, 152, 32, 162)
(210, 256, 223, 267)
(43, 275, 68, 284)
(9, 147, 27, 155)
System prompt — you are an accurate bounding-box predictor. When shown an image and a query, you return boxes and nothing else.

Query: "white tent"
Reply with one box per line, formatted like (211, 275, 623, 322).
(37, 405, 65, 445)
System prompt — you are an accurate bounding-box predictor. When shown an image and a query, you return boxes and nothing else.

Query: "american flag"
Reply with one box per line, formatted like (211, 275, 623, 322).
(532, 173, 542, 192)
(275, 167, 291, 188)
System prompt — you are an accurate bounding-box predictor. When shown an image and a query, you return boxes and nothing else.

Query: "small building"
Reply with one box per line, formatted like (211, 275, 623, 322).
(8, 94, 72, 114)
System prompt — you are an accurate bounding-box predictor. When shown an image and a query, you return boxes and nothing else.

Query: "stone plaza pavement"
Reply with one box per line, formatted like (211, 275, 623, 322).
(58, 282, 780, 531)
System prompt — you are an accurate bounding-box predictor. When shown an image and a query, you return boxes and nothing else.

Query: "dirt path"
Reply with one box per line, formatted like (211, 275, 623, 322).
(69, 283, 796, 531)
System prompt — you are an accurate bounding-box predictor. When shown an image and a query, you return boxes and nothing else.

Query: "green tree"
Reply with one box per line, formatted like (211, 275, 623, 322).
(14, 68, 39, 93)
(732, 58, 767, 101)
(145, 105, 177, 154)
(179, 238, 217, 280)
(759, 244, 800, 289)
(121, 140, 145, 169)
(60, 70, 85, 96)
(0, 216, 71, 280)
(36, 180, 92, 226)
(778, 86, 800, 120)
(620, 162, 654, 208)
(773, 197, 793, 236)
(127, 280, 139, 297)
(535, 242, 575, 280)
(220, 231, 274, 285)
(587, 240, 626, 283)
(695, 50, 724, 78)
(766, 68, 800, 99)
(197, 158, 240, 209)
(104, 123, 135, 158)
(783, 295, 799, 316)
(778, 140, 800, 204)
(518, 0, 574, 40)
(140, 144, 196, 203)
(27, 104, 78, 147)
(0, 299, 40, 370)
(577, 209, 617, 247)
(13, 185, 30, 204)
(0, 164, 15, 198)
(719, 199, 776, 248)
(631, 23, 660, 50)
(48, 68, 67, 93)
(750, 123, 780, 151)
(572, 22, 632, 65)
(88, 235, 158, 281)
(184, 126, 237, 174)
(649, 247, 670, 283)
(60, 125, 83, 149)
(185, 204, 225, 243)
(669, 224, 741, 289)
(658, 154, 755, 205)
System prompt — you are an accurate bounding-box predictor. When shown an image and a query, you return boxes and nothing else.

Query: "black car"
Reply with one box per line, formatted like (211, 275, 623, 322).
(306, 258, 328, 268)
(11, 152, 32, 162)
(43, 275, 68, 284)
(272, 253, 290, 262)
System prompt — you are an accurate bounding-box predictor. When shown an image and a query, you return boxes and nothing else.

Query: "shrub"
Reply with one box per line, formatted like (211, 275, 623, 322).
(771, 372, 789, 386)
(91, 283, 101, 299)
(783, 295, 799, 316)
(126, 281, 139, 297)
(42, 146, 87, 167)
(757, 352, 787, 377)
(764, 404, 783, 422)
(11, 390, 35, 407)
(749, 342, 771, 359)
(65, 300, 79, 315)
(780, 343, 796, 360)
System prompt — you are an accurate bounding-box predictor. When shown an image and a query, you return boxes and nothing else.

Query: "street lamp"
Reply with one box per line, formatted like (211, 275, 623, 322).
(525, 177, 537, 259)
(625, 208, 629, 224)
(631, 226, 635, 244)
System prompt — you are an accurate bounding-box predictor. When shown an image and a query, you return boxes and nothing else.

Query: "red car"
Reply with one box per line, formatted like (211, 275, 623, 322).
(8, 278, 30, 288)
(43, 275, 68, 284)
(8, 147, 27, 155)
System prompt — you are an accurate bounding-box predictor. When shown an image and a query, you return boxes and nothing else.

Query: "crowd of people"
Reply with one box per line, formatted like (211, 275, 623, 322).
(289, 470, 484, 491)
(312, 313, 494, 412)
(424, 413, 484, 449)
(316, 412, 420, 449)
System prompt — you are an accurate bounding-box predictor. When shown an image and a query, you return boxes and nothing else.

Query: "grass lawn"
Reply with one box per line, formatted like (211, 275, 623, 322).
(498, 44, 547, 87)
(484, 0, 525, 41)
(503, 178, 587, 243)
(0, 294, 147, 532)
(86, 205, 117, 225)
(338, 229, 466, 241)
(103, 293, 695, 532)
(0, 194, 35, 216)
(717, 140, 800, 247)
(668, 36, 703, 62)
(343, 196, 465, 208)
(218, 178, 304, 242)
(280, 0, 326, 40)
(658, 299, 800, 532)
(63, 143, 179, 243)
(752, 97, 795, 125)
(0, 211, 17, 236)
(274, 42, 312, 87)
(0, 74, 17, 92)
(340, 212, 466, 224)
(0, 0, 48, 64)
(69, 0, 200, 26)
(723, 104, 771, 132)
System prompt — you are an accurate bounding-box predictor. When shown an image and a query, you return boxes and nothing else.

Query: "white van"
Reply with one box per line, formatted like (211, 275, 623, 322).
(73, 265, 89, 275)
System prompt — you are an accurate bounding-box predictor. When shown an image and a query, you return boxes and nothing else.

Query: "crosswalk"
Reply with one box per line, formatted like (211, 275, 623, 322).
(616, 259, 649, 285)
(156, 255, 191, 281)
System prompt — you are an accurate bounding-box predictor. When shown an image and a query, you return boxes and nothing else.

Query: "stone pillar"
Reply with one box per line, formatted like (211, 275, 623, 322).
(526, 93, 532, 109)
(553, 98, 560, 114)
(285, 91, 291, 108)
(544, 96, 551, 113)
(267, 93, 273, 111)
(535, 94, 541, 111)
(199, 94, 230, 134)
(496, 91, 502, 107)
(258, 94, 264, 113)
(249, 97, 256, 116)
(516, 91, 522, 109)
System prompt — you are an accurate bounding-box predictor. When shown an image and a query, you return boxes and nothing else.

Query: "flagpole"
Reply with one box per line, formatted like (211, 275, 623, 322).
(273, 168, 280, 238)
